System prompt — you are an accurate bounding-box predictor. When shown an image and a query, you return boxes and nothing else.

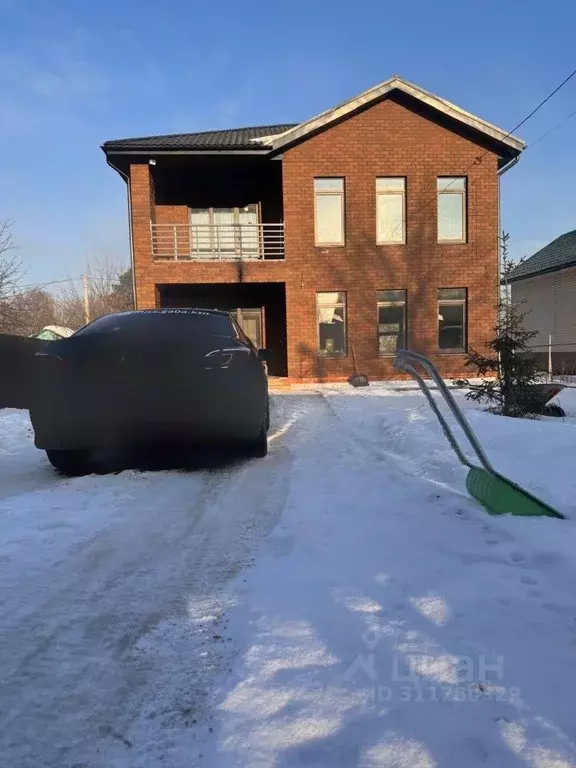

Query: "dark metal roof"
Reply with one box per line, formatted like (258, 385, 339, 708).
(509, 229, 576, 282)
(102, 124, 297, 152)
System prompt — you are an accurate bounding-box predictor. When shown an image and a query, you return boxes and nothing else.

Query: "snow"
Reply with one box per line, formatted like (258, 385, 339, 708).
(40, 324, 75, 338)
(2, 387, 576, 766)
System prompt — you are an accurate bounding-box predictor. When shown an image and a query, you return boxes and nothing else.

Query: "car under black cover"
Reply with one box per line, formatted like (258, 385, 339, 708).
(29, 308, 270, 474)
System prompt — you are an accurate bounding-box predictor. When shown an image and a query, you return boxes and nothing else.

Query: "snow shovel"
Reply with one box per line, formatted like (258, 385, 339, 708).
(348, 344, 369, 388)
(393, 350, 565, 520)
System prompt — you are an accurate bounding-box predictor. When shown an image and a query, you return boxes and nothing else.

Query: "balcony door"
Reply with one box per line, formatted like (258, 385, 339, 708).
(190, 205, 259, 259)
(212, 208, 235, 257)
(238, 205, 259, 257)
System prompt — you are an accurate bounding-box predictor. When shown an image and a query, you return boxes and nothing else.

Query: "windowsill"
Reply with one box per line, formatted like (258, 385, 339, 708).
(315, 244, 345, 249)
(376, 241, 406, 247)
(438, 350, 467, 355)
(437, 240, 468, 245)
(318, 352, 348, 358)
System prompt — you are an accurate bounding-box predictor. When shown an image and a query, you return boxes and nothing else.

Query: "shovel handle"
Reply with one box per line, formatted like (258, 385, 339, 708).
(351, 343, 359, 374)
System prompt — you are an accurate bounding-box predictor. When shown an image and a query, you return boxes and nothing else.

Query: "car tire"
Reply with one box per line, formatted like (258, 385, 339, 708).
(45, 449, 92, 476)
(245, 424, 268, 459)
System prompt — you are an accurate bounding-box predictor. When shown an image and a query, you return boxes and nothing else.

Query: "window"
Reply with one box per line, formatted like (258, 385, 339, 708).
(377, 290, 406, 355)
(314, 178, 345, 245)
(438, 288, 467, 352)
(189, 205, 259, 258)
(437, 177, 466, 242)
(376, 178, 406, 243)
(317, 292, 347, 355)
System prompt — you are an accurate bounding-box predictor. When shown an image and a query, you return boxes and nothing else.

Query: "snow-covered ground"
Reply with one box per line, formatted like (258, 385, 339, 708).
(2, 386, 576, 767)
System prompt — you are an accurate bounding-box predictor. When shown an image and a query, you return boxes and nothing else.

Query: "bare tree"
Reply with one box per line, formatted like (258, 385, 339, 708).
(9, 289, 57, 336)
(0, 221, 26, 333)
(54, 259, 133, 330)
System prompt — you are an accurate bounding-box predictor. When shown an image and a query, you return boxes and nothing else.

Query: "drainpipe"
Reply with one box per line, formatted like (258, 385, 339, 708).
(106, 155, 137, 310)
(497, 156, 520, 177)
(496, 155, 520, 302)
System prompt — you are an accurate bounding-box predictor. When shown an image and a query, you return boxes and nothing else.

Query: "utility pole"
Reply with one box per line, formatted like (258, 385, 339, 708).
(82, 274, 90, 324)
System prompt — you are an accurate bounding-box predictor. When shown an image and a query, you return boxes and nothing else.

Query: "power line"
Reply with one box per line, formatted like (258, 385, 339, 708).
(526, 106, 576, 150)
(441, 65, 576, 194)
(16, 273, 110, 292)
(384, 68, 576, 240)
(7, 273, 111, 300)
(503, 67, 576, 137)
(17, 277, 83, 291)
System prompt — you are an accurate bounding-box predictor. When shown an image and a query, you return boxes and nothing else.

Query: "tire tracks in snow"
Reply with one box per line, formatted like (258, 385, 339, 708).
(0, 405, 297, 768)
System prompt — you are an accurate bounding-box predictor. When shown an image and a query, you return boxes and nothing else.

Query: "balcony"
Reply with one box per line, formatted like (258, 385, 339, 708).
(151, 223, 285, 261)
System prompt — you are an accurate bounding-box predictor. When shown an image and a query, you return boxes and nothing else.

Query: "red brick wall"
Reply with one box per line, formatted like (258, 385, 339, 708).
(129, 94, 501, 382)
(282, 95, 499, 381)
(130, 163, 155, 308)
(155, 205, 188, 225)
(129, 169, 290, 309)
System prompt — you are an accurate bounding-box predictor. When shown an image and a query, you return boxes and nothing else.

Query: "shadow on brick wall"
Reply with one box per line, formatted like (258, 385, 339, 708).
(292, 217, 434, 381)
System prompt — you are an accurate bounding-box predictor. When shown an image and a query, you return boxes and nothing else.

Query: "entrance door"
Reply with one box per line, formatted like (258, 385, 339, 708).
(232, 308, 263, 348)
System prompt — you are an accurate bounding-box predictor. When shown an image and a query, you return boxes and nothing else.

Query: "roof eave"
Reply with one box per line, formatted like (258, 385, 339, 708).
(270, 76, 526, 155)
(509, 262, 576, 283)
(102, 146, 273, 155)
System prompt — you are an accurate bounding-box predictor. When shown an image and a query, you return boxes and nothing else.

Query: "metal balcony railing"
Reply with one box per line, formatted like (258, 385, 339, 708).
(151, 223, 285, 261)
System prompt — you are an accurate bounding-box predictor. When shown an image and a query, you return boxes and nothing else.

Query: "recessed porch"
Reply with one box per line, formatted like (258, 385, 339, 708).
(157, 282, 287, 377)
(151, 155, 284, 262)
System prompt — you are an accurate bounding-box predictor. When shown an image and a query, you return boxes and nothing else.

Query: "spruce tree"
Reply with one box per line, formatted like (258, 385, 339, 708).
(455, 233, 540, 417)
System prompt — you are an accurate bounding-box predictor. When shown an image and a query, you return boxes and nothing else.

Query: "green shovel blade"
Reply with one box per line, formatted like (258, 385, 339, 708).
(466, 466, 565, 519)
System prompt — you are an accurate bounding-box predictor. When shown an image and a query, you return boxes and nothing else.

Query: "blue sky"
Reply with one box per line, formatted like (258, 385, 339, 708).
(1, 0, 575, 288)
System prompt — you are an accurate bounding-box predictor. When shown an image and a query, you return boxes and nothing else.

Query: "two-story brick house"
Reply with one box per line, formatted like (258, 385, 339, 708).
(103, 76, 524, 382)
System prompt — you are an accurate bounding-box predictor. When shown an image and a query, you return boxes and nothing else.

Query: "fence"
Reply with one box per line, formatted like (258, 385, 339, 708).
(527, 337, 576, 379)
(0, 334, 47, 409)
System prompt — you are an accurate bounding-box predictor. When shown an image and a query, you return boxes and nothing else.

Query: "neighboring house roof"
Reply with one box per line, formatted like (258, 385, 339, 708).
(102, 76, 525, 159)
(102, 124, 297, 152)
(509, 230, 576, 283)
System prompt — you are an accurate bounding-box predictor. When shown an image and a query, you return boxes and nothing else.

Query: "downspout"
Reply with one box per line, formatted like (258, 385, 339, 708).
(497, 156, 520, 176)
(496, 154, 520, 381)
(496, 155, 520, 299)
(106, 155, 138, 310)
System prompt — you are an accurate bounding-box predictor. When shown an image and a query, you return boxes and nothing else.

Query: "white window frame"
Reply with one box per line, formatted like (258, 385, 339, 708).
(314, 178, 345, 246)
(189, 205, 260, 258)
(437, 177, 467, 243)
(376, 178, 406, 244)
(377, 289, 407, 356)
(317, 291, 347, 356)
(438, 288, 467, 353)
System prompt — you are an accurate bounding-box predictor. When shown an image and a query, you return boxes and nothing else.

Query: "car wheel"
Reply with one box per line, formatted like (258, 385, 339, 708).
(245, 424, 268, 459)
(45, 449, 92, 476)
